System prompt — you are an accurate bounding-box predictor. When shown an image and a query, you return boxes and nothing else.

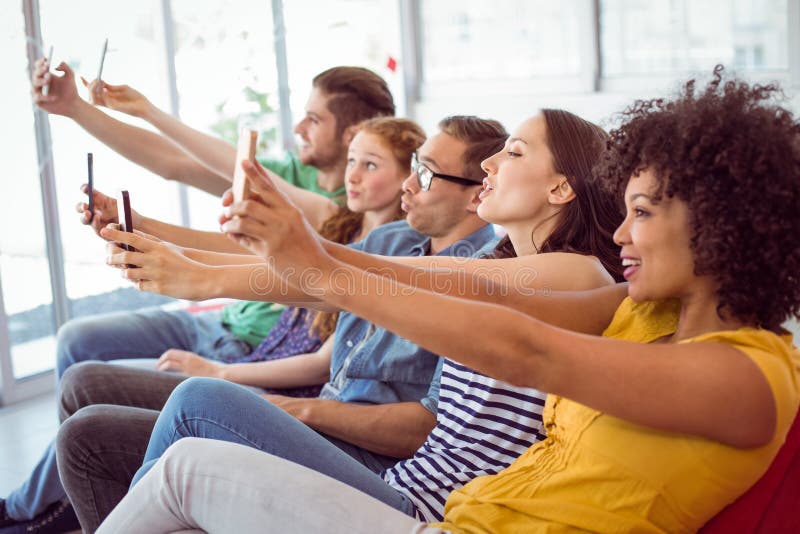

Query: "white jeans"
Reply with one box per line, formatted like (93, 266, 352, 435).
(96, 438, 448, 534)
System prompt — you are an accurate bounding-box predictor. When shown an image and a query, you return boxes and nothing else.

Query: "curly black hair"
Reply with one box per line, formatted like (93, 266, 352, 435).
(596, 65, 800, 331)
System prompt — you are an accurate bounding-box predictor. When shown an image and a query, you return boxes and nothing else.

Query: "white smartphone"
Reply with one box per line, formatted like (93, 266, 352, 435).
(232, 129, 258, 202)
(95, 38, 108, 94)
(42, 45, 54, 96)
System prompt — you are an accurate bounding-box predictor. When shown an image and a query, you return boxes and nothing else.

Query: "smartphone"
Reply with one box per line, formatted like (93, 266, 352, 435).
(86, 153, 94, 222)
(116, 190, 134, 251)
(95, 38, 108, 93)
(232, 129, 258, 202)
(42, 45, 54, 96)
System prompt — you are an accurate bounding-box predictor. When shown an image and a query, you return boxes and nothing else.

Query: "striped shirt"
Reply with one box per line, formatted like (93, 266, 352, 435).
(382, 359, 548, 522)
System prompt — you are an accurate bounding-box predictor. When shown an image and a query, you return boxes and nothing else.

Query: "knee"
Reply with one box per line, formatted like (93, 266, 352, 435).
(149, 438, 213, 486)
(55, 317, 101, 376)
(166, 377, 234, 413)
(161, 378, 261, 430)
(56, 405, 105, 465)
(59, 362, 110, 420)
(162, 436, 207, 462)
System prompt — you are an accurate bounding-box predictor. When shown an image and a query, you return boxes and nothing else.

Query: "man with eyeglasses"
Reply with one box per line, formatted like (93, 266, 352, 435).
(53, 115, 508, 531)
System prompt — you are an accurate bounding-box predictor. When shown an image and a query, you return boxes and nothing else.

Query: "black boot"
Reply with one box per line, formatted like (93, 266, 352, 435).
(0, 499, 80, 534)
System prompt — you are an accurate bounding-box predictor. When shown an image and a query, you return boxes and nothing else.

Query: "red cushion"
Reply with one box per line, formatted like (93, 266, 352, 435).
(700, 407, 800, 533)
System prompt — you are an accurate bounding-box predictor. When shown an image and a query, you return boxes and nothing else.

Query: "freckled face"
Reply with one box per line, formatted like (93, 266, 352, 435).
(344, 131, 405, 214)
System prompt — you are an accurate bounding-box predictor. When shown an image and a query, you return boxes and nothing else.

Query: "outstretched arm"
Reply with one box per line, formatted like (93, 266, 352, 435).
(266, 394, 436, 458)
(89, 81, 339, 226)
(156, 335, 333, 389)
(103, 226, 333, 307)
(32, 59, 229, 195)
(77, 185, 250, 254)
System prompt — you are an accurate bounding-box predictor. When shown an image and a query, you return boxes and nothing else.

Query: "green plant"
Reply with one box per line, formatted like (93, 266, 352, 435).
(209, 85, 278, 154)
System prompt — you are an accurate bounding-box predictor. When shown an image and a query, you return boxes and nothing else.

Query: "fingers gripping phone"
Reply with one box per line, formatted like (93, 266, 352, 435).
(116, 190, 134, 252)
(232, 129, 258, 202)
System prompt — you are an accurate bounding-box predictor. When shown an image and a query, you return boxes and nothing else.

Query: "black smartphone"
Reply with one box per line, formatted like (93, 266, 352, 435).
(116, 190, 134, 252)
(87, 153, 94, 222)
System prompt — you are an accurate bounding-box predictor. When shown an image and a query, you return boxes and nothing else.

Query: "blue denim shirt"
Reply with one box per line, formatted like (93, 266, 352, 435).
(319, 220, 498, 413)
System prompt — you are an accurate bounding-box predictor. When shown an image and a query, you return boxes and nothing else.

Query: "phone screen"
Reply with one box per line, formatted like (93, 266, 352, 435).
(116, 190, 134, 252)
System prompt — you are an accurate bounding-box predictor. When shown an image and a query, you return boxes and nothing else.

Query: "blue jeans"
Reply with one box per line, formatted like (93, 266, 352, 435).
(5, 308, 251, 521)
(133, 378, 416, 517)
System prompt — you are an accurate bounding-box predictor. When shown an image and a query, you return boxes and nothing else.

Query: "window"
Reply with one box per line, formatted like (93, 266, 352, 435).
(601, 0, 789, 77)
(9, 0, 180, 378)
(0, 3, 57, 380)
(420, 0, 583, 82)
(283, 0, 404, 123)
(171, 0, 281, 230)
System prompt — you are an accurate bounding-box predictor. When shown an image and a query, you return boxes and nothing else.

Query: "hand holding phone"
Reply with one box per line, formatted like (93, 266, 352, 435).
(232, 129, 258, 203)
(116, 190, 134, 252)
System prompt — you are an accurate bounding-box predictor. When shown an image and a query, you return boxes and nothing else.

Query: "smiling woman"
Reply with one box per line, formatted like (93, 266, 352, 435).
(597, 65, 800, 332)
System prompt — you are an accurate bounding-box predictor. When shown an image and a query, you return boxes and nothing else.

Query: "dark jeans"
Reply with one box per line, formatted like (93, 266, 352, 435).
(55, 362, 186, 533)
(4, 308, 250, 521)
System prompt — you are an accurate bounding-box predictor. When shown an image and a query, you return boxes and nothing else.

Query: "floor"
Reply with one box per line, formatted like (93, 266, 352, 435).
(0, 392, 57, 497)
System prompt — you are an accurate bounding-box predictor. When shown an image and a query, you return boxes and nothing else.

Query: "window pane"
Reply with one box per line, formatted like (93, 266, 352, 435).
(38, 2, 176, 324)
(171, 0, 281, 230)
(420, 0, 582, 82)
(1, 4, 56, 378)
(283, 0, 404, 125)
(601, 0, 788, 76)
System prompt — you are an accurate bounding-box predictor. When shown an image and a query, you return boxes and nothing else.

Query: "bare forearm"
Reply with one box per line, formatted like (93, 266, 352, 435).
(221, 352, 330, 389)
(322, 241, 625, 327)
(203, 264, 325, 305)
(137, 216, 250, 253)
(182, 247, 263, 265)
(323, 240, 498, 298)
(69, 100, 227, 195)
(144, 104, 237, 184)
(300, 400, 435, 458)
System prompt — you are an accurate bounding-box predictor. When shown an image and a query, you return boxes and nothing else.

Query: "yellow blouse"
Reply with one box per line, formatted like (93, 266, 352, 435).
(434, 298, 800, 533)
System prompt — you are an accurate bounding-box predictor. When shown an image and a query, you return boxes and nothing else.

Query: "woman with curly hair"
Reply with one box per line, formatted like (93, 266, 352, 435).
(100, 66, 800, 533)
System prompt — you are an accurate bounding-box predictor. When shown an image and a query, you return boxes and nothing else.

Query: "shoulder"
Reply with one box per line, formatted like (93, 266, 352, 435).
(485, 252, 615, 291)
(691, 328, 800, 437)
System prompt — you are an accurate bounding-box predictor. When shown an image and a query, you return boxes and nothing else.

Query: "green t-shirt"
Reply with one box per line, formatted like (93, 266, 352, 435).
(220, 152, 343, 347)
(259, 152, 345, 199)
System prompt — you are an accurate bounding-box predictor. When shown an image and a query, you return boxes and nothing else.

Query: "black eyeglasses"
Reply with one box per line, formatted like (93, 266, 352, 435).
(411, 152, 482, 191)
